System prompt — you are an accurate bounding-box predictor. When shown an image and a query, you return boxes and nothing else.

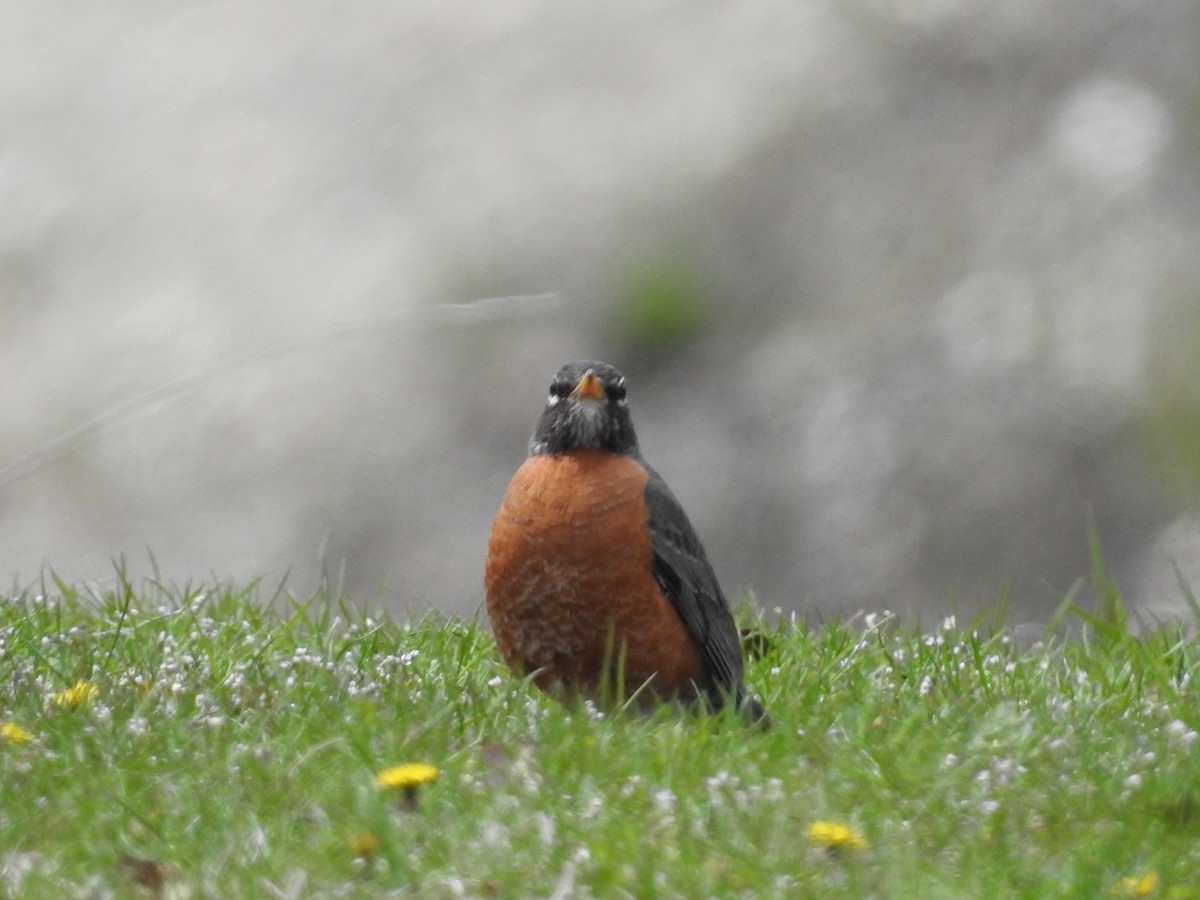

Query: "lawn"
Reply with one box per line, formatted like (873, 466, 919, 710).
(2, 570, 1198, 898)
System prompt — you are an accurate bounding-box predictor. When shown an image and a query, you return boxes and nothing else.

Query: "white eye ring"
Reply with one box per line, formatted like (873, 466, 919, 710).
(546, 393, 560, 407)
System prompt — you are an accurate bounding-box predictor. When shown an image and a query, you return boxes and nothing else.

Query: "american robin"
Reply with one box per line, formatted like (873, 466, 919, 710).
(484, 360, 767, 722)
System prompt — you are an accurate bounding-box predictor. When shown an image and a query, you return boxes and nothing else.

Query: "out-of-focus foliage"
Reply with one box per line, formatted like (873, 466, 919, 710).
(3, 1, 1200, 622)
(1141, 294, 1200, 501)
(611, 260, 710, 351)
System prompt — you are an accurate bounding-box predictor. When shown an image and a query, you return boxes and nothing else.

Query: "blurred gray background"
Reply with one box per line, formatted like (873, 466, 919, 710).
(4, 1, 1200, 623)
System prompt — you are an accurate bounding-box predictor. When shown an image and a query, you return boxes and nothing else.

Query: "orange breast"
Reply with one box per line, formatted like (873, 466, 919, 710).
(484, 450, 707, 703)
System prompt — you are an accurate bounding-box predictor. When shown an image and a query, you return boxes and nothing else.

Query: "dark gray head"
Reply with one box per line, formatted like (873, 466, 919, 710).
(528, 360, 640, 456)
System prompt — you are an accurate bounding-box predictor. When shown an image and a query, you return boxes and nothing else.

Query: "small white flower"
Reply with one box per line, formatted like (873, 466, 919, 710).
(480, 821, 510, 848)
(706, 770, 735, 789)
(1166, 719, 1199, 748)
(537, 816, 554, 849)
(652, 788, 677, 813)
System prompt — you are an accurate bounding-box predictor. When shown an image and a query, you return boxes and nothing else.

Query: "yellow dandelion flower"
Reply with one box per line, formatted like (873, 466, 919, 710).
(350, 832, 380, 858)
(0, 722, 33, 744)
(375, 763, 439, 790)
(53, 680, 100, 710)
(376, 763, 439, 811)
(807, 820, 869, 853)
(1110, 871, 1159, 897)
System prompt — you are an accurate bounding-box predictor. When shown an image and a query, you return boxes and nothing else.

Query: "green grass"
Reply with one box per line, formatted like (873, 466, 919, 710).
(2, 574, 1199, 898)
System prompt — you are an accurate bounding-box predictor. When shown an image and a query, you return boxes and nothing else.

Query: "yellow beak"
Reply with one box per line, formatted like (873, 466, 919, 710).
(569, 371, 605, 402)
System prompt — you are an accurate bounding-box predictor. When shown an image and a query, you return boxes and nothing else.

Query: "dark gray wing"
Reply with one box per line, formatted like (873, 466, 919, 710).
(641, 462, 750, 710)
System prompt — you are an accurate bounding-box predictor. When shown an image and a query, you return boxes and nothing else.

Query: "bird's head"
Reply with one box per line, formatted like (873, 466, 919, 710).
(528, 360, 640, 456)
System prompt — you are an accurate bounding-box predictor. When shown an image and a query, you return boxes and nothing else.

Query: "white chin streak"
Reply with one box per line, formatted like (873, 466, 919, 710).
(569, 402, 606, 447)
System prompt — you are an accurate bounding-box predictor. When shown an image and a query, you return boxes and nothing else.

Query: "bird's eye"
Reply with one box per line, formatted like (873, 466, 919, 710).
(548, 380, 570, 403)
(606, 381, 627, 404)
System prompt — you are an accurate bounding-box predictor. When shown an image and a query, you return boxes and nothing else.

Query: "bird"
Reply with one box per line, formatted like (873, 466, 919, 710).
(484, 360, 767, 723)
